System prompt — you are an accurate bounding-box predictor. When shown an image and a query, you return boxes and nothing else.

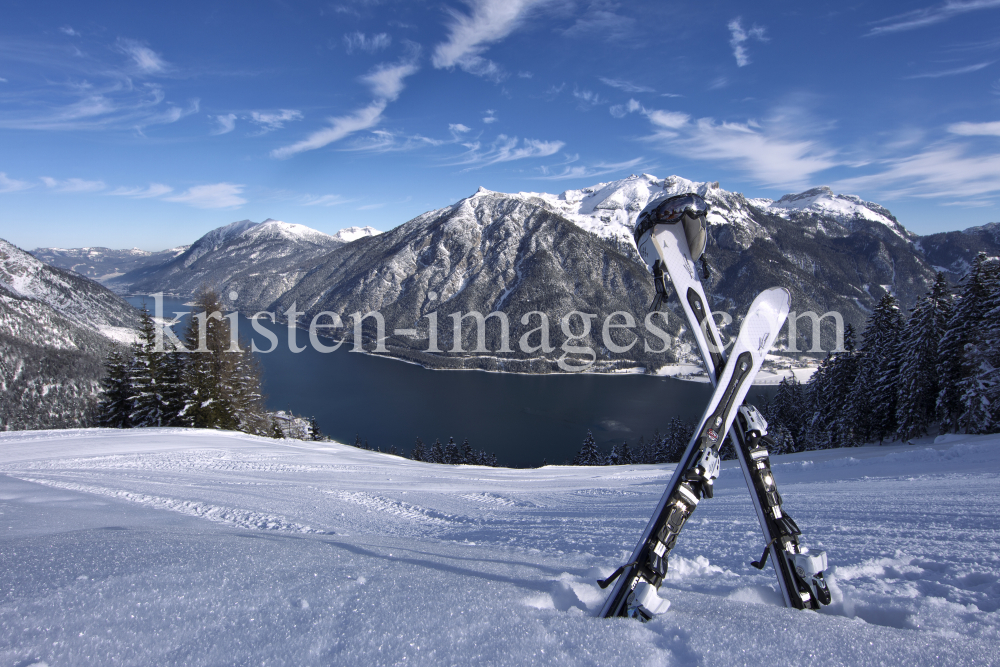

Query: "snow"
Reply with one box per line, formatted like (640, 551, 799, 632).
(241, 219, 334, 245)
(2, 428, 1000, 665)
(333, 226, 381, 243)
(759, 187, 908, 239)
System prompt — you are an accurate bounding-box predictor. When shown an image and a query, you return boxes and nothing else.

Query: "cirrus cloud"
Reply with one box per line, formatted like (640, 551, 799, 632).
(165, 183, 246, 209)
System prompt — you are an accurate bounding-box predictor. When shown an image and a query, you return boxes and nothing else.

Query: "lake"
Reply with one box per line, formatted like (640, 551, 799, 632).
(127, 296, 776, 467)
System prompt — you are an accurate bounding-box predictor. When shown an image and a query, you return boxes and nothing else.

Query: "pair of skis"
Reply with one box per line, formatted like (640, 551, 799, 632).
(599, 195, 831, 620)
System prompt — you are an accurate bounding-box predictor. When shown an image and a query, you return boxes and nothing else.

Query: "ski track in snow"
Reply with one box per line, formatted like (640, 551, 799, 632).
(2, 429, 1000, 665)
(15, 476, 326, 535)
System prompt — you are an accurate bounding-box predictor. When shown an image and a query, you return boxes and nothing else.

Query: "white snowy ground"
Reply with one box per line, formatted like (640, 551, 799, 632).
(2, 430, 1000, 666)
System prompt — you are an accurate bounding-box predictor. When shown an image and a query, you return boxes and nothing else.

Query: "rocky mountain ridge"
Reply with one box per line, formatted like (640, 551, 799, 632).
(28, 176, 1000, 374)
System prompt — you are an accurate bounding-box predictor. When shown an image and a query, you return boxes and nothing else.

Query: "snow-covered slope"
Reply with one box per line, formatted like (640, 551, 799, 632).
(117, 219, 345, 312)
(0, 239, 138, 335)
(333, 225, 381, 243)
(755, 186, 911, 240)
(0, 239, 139, 430)
(30, 246, 190, 285)
(2, 427, 998, 665)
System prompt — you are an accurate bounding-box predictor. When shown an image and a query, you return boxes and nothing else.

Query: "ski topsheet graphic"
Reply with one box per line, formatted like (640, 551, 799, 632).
(600, 193, 831, 620)
(598, 287, 790, 619)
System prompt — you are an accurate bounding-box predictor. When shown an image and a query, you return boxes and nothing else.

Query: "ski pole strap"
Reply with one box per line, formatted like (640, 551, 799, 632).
(598, 561, 639, 589)
(751, 537, 780, 570)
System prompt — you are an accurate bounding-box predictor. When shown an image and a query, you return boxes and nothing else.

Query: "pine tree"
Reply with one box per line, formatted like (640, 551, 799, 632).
(956, 259, 1000, 433)
(96, 347, 135, 428)
(938, 254, 998, 431)
(619, 439, 634, 465)
(428, 438, 444, 464)
(308, 417, 322, 441)
(606, 442, 621, 465)
(460, 438, 474, 464)
(896, 273, 952, 439)
(179, 287, 269, 434)
(573, 430, 602, 466)
(130, 303, 170, 427)
(444, 437, 460, 464)
(411, 437, 426, 461)
(768, 375, 807, 450)
(850, 294, 904, 443)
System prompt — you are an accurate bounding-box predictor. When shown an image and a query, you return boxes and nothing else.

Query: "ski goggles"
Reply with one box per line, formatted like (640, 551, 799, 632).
(632, 193, 709, 248)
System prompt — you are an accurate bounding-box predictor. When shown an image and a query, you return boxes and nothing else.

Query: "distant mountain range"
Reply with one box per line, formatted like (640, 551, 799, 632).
(1, 238, 139, 429)
(27, 174, 1000, 374)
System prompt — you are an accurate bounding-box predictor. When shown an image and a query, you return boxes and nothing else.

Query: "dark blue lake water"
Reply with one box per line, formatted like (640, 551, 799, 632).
(127, 296, 776, 467)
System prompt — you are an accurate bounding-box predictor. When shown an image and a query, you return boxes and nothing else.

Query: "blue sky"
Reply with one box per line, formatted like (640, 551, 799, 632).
(1, 0, 999, 250)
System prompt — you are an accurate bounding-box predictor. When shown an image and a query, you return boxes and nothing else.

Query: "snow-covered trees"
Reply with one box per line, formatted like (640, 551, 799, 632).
(573, 430, 603, 466)
(788, 258, 1000, 447)
(896, 273, 952, 439)
(96, 288, 271, 436)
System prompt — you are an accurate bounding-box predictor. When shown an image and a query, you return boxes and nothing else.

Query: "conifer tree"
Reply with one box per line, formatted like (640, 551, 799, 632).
(460, 438, 474, 464)
(618, 439, 634, 465)
(573, 430, 602, 465)
(130, 303, 170, 427)
(410, 437, 426, 461)
(938, 254, 998, 431)
(896, 273, 952, 439)
(851, 293, 904, 443)
(428, 438, 444, 464)
(444, 436, 460, 464)
(96, 347, 135, 428)
(606, 442, 621, 465)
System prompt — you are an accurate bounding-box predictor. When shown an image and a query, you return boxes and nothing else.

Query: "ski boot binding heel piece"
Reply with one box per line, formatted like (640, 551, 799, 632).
(627, 580, 671, 621)
(788, 551, 832, 606)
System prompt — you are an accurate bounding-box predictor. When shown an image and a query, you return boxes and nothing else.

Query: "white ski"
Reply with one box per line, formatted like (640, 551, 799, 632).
(599, 287, 790, 619)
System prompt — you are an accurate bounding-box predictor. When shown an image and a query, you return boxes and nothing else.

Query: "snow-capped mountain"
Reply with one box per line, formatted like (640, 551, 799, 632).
(30, 245, 190, 285)
(116, 219, 347, 311)
(0, 238, 139, 430)
(36, 175, 994, 373)
(333, 226, 381, 243)
(269, 189, 663, 372)
(265, 174, 940, 369)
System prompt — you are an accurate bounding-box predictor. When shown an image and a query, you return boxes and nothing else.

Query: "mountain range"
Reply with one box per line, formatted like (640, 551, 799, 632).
(1, 239, 139, 429)
(28, 174, 1000, 373)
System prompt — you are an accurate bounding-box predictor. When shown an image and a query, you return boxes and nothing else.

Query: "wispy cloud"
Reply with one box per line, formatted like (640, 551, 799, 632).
(0, 172, 33, 193)
(357, 202, 386, 210)
(116, 38, 168, 74)
(212, 113, 237, 135)
(59, 26, 79, 37)
(868, 0, 1000, 36)
(562, 7, 637, 42)
(904, 61, 994, 78)
(449, 134, 564, 168)
(41, 176, 106, 193)
(108, 183, 173, 198)
(609, 98, 642, 118)
(450, 123, 472, 133)
(250, 109, 303, 133)
(483, 109, 498, 124)
(950, 120, 1000, 135)
(272, 55, 419, 158)
(343, 129, 446, 153)
(432, 0, 550, 82)
(535, 157, 646, 180)
(344, 32, 392, 54)
(165, 183, 246, 208)
(301, 194, 352, 206)
(599, 77, 655, 94)
(641, 105, 838, 189)
(0, 37, 194, 131)
(272, 102, 387, 158)
(833, 143, 1000, 199)
(728, 18, 767, 67)
(572, 87, 606, 108)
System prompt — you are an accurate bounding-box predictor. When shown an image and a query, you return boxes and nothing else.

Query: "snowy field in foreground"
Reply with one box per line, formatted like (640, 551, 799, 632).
(2, 429, 999, 666)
